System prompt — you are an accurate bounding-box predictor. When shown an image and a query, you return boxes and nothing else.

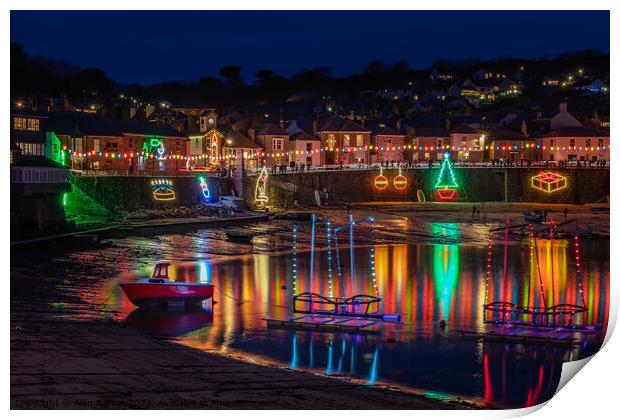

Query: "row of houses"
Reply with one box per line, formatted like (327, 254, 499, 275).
(10, 103, 611, 176)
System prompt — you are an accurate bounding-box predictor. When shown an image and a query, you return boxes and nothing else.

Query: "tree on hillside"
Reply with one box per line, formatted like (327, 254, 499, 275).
(219, 65, 243, 87)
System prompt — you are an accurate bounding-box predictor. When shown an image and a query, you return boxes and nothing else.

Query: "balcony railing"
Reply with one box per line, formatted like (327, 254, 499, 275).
(11, 166, 69, 184)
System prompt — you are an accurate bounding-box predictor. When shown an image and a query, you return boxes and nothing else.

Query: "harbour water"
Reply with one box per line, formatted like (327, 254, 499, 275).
(15, 218, 609, 409)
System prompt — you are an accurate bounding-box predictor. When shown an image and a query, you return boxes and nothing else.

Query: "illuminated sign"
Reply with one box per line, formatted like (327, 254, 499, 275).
(531, 171, 567, 193)
(151, 178, 176, 201)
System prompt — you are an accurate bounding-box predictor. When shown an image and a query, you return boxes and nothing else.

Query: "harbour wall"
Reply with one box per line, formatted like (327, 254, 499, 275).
(248, 168, 610, 207)
(70, 175, 235, 213)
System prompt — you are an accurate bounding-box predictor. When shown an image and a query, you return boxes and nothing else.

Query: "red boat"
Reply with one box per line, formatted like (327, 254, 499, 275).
(120, 262, 214, 308)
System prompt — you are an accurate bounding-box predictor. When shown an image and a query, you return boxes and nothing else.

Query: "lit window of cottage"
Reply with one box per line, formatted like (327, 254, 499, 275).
(356, 135, 363, 146)
(13, 117, 27, 130)
(27, 118, 40, 131)
(272, 138, 283, 151)
(343, 135, 350, 147)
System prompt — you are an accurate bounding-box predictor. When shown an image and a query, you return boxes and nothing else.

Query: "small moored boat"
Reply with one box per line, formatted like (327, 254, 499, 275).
(523, 212, 543, 223)
(225, 229, 254, 243)
(120, 262, 214, 308)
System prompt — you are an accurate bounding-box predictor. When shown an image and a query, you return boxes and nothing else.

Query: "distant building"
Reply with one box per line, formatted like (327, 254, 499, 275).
(317, 116, 371, 165)
(252, 124, 290, 167)
(371, 126, 406, 163)
(289, 131, 322, 167)
(489, 129, 539, 161)
(450, 124, 485, 161)
(538, 127, 610, 163)
(221, 129, 262, 170)
(46, 112, 188, 175)
(411, 127, 450, 161)
(550, 103, 583, 130)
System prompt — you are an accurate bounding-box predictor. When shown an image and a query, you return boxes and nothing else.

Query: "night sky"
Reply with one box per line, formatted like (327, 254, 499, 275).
(10, 10, 609, 85)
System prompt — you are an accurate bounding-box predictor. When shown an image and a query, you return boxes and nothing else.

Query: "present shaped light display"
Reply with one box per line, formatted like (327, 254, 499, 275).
(531, 171, 567, 193)
(151, 178, 176, 201)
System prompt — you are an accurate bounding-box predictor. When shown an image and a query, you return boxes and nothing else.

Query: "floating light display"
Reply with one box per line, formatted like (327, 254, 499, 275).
(151, 178, 176, 201)
(326, 220, 333, 298)
(434, 153, 459, 201)
(393, 166, 408, 190)
(374, 167, 388, 190)
(531, 171, 567, 193)
(255, 166, 269, 205)
(198, 176, 211, 200)
(292, 224, 298, 295)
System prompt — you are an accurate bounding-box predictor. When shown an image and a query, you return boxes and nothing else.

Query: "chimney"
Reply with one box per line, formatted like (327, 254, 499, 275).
(312, 118, 318, 136)
(445, 118, 451, 132)
(248, 128, 255, 142)
(396, 119, 401, 131)
(521, 120, 528, 137)
(559, 102, 567, 113)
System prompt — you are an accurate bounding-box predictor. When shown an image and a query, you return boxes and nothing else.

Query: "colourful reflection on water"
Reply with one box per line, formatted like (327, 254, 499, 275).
(91, 223, 608, 409)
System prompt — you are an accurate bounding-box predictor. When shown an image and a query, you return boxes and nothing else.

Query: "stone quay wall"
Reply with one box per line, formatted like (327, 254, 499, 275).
(72, 175, 235, 212)
(248, 167, 609, 207)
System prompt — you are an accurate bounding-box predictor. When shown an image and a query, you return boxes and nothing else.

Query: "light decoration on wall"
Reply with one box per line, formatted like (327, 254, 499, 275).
(393, 166, 408, 190)
(255, 166, 269, 205)
(374, 166, 388, 190)
(142, 138, 163, 155)
(198, 176, 211, 200)
(531, 171, 567, 193)
(151, 178, 176, 201)
(434, 153, 459, 201)
(156, 144, 166, 160)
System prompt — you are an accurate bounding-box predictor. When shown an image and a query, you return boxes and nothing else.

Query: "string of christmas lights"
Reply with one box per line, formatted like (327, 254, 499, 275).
(59, 141, 608, 163)
(292, 224, 298, 296)
(327, 220, 333, 298)
(574, 229, 587, 310)
(483, 229, 493, 323)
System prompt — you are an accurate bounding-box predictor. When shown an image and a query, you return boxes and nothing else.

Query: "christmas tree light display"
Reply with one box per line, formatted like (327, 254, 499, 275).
(434, 153, 459, 201)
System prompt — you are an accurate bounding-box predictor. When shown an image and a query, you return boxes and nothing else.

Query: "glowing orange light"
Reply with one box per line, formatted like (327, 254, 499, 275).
(531, 171, 567, 193)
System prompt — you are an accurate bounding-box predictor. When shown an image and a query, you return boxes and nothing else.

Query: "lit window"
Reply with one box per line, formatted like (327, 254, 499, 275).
(356, 135, 363, 146)
(27, 118, 40, 131)
(343, 135, 350, 147)
(13, 117, 27, 130)
(272, 138, 283, 151)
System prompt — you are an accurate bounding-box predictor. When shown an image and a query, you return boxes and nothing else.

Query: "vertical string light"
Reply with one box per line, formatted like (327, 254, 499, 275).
(574, 228, 587, 310)
(334, 229, 345, 301)
(327, 220, 333, 298)
(533, 232, 547, 311)
(527, 223, 534, 310)
(370, 246, 379, 296)
(292, 224, 298, 297)
(483, 229, 493, 323)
